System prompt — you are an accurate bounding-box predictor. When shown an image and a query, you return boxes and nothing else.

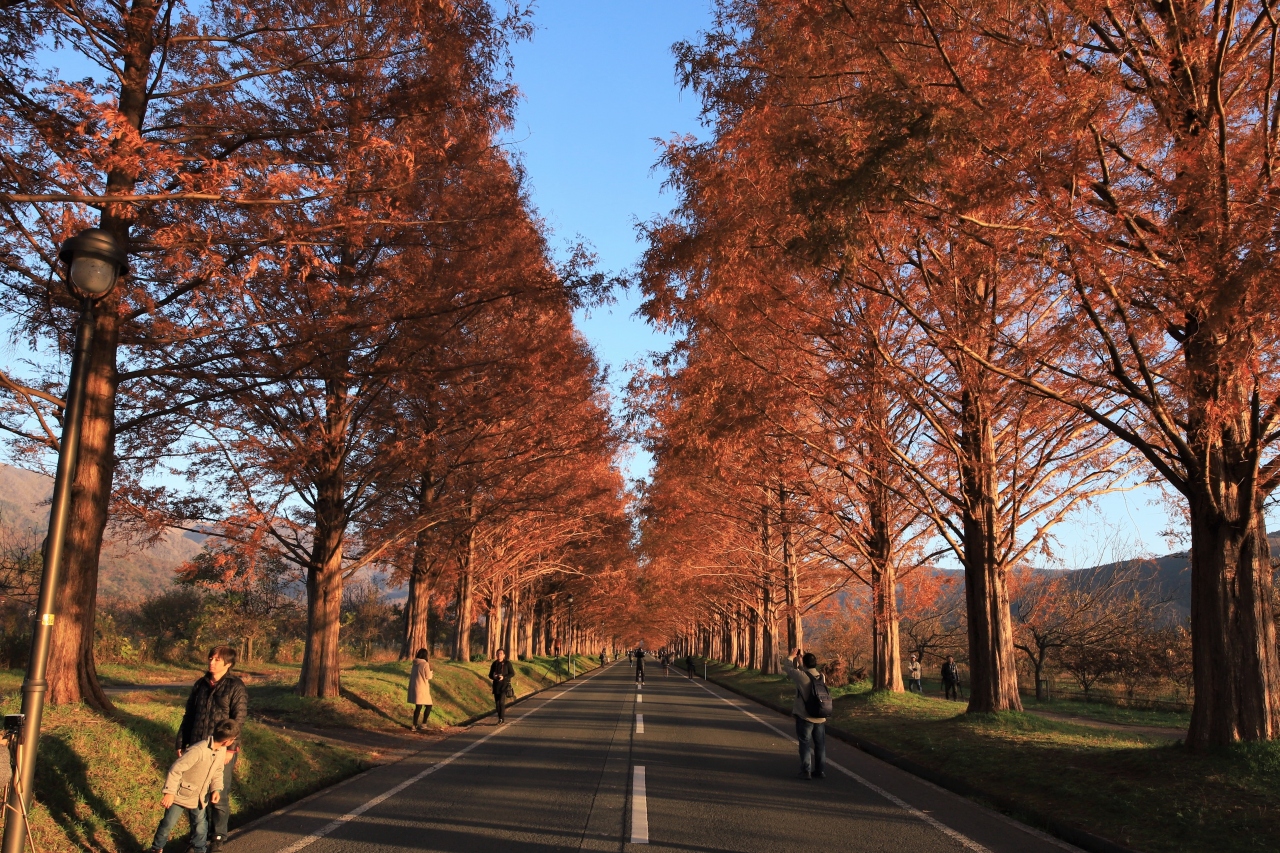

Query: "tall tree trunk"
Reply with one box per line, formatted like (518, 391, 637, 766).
(452, 564, 474, 662)
(780, 485, 803, 652)
(452, 502, 478, 662)
(760, 576, 778, 674)
(519, 598, 533, 659)
(47, 0, 161, 709)
(502, 580, 520, 656)
(868, 481, 903, 692)
(959, 385, 1021, 712)
(747, 597, 760, 671)
(400, 525, 434, 660)
(298, 504, 346, 697)
(532, 597, 544, 656)
(484, 590, 499, 660)
(46, 305, 120, 711)
(1187, 498, 1280, 746)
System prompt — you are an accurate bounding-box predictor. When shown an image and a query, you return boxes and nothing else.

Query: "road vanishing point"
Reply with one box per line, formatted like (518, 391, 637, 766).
(227, 662, 1083, 853)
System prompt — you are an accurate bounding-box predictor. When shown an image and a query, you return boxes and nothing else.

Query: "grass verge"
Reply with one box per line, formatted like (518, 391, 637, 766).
(250, 654, 599, 731)
(702, 660, 1278, 853)
(1, 653, 598, 851)
(0, 688, 365, 853)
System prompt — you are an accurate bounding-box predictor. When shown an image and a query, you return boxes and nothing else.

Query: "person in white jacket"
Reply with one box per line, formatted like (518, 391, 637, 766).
(148, 719, 235, 853)
(408, 648, 434, 731)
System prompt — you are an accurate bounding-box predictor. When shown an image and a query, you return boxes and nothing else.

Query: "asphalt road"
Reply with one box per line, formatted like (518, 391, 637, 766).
(227, 662, 1084, 853)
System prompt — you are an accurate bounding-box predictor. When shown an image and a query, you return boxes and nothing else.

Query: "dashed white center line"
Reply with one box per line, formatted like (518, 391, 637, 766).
(636, 694, 642, 703)
(635, 714, 644, 734)
(631, 765, 649, 844)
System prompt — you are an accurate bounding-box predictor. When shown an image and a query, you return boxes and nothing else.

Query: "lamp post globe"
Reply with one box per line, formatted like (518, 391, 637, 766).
(58, 227, 127, 299)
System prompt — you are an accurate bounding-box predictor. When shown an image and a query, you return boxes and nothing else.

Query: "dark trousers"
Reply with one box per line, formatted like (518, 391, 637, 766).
(413, 704, 432, 726)
(794, 716, 826, 775)
(944, 680, 959, 700)
(210, 750, 236, 842)
(635, 663, 644, 683)
(151, 802, 208, 852)
(494, 690, 507, 721)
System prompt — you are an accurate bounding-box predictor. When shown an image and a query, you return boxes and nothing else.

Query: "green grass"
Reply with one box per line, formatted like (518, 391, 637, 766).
(867, 676, 1190, 731)
(0, 688, 365, 853)
(704, 661, 1279, 853)
(0, 653, 597, 852)
(98, 660, 302, 687)
(1025, 697, 1190, 730)
(250, 655, 598, 731)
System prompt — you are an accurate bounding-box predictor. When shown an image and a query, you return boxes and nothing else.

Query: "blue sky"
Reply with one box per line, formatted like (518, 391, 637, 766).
(503, 1, 709, 460)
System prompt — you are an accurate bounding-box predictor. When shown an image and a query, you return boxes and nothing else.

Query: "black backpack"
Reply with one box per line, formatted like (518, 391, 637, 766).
(804, 671, 833, 718)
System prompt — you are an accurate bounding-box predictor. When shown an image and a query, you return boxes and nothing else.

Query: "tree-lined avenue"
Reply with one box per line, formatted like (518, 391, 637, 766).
(225, 663, 1077, 853)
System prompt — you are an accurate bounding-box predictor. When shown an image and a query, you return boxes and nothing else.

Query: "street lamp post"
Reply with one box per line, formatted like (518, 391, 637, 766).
(1, 229, 126, 853)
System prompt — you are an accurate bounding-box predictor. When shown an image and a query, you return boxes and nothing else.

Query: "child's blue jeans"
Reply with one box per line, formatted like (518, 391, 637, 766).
(150, 802, 208, 852)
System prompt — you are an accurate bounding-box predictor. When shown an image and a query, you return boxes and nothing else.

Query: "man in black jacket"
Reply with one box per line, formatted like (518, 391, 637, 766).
(177, 646, 248, 852)
(941, 655, 960, 701)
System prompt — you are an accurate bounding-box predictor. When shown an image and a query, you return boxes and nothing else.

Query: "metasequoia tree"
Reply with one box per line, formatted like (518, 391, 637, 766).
(0, 0, 509, 707)
(669, 0, 1140, 713)
(159, 0, 540, 695)
(733, 0, 1280, 745)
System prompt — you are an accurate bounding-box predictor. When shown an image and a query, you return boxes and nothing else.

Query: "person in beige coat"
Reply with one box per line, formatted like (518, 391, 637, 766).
(408, 648, 433, 732)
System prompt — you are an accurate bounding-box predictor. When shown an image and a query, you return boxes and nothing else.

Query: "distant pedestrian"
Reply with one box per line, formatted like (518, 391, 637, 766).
(907, 653, 923, 694)
(687, 654, 696, 678)
(634, 647, 646, 684)
(489, 648, 516, 723)
(176, 646, 247, 852)
(627, 649, 633, 663)
(601, 647, 608, 665)
(148, 719, 237, 853)
(782, 648, 828, 780)
(941, 655, 960, 701)
(408, 648, 434, 731)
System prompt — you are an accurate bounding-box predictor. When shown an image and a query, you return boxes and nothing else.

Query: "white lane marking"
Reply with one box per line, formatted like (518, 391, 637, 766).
(689, 679, 993, 853)
(275, 676, 594, 853)
(631, 765, 649, 844)
(636, 714, 644, 734)
(636, 694, 642, 703)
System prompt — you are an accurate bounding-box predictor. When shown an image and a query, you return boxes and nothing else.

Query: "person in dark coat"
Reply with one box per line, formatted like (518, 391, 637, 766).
(176, 646, 248, 852)
(489, 648, 516, 723)
(941, 655, 960, 701)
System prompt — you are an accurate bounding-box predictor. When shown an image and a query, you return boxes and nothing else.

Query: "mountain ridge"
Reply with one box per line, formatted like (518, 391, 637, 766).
(0, 463, 204, 601)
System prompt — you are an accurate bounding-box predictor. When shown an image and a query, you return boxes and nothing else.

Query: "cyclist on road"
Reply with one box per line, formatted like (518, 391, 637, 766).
(634, 647, 646, 684)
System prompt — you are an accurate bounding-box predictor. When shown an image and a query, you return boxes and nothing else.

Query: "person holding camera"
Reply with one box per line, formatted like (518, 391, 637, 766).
(782, 648, 829, 780)
(489, 648, 516, 723)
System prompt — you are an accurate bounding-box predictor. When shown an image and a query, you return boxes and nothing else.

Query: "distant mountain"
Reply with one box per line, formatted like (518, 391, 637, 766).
(1044, 533, 1280, 621)
(0, 464, 204, 601)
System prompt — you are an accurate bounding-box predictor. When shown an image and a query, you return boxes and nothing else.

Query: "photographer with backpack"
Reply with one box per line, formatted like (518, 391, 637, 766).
(782, 648, 832, 780)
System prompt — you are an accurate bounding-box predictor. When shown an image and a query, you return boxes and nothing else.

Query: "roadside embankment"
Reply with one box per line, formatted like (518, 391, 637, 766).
(0, 654, 598, 852)
(699, 660, 1280, 853)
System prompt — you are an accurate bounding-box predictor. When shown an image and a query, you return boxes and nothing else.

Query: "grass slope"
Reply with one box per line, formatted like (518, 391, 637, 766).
(0, 690, 363, 853)
(1, 654, 598, 852)
(703, 661, 1278, 853)
(250, 655, 599, 731)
